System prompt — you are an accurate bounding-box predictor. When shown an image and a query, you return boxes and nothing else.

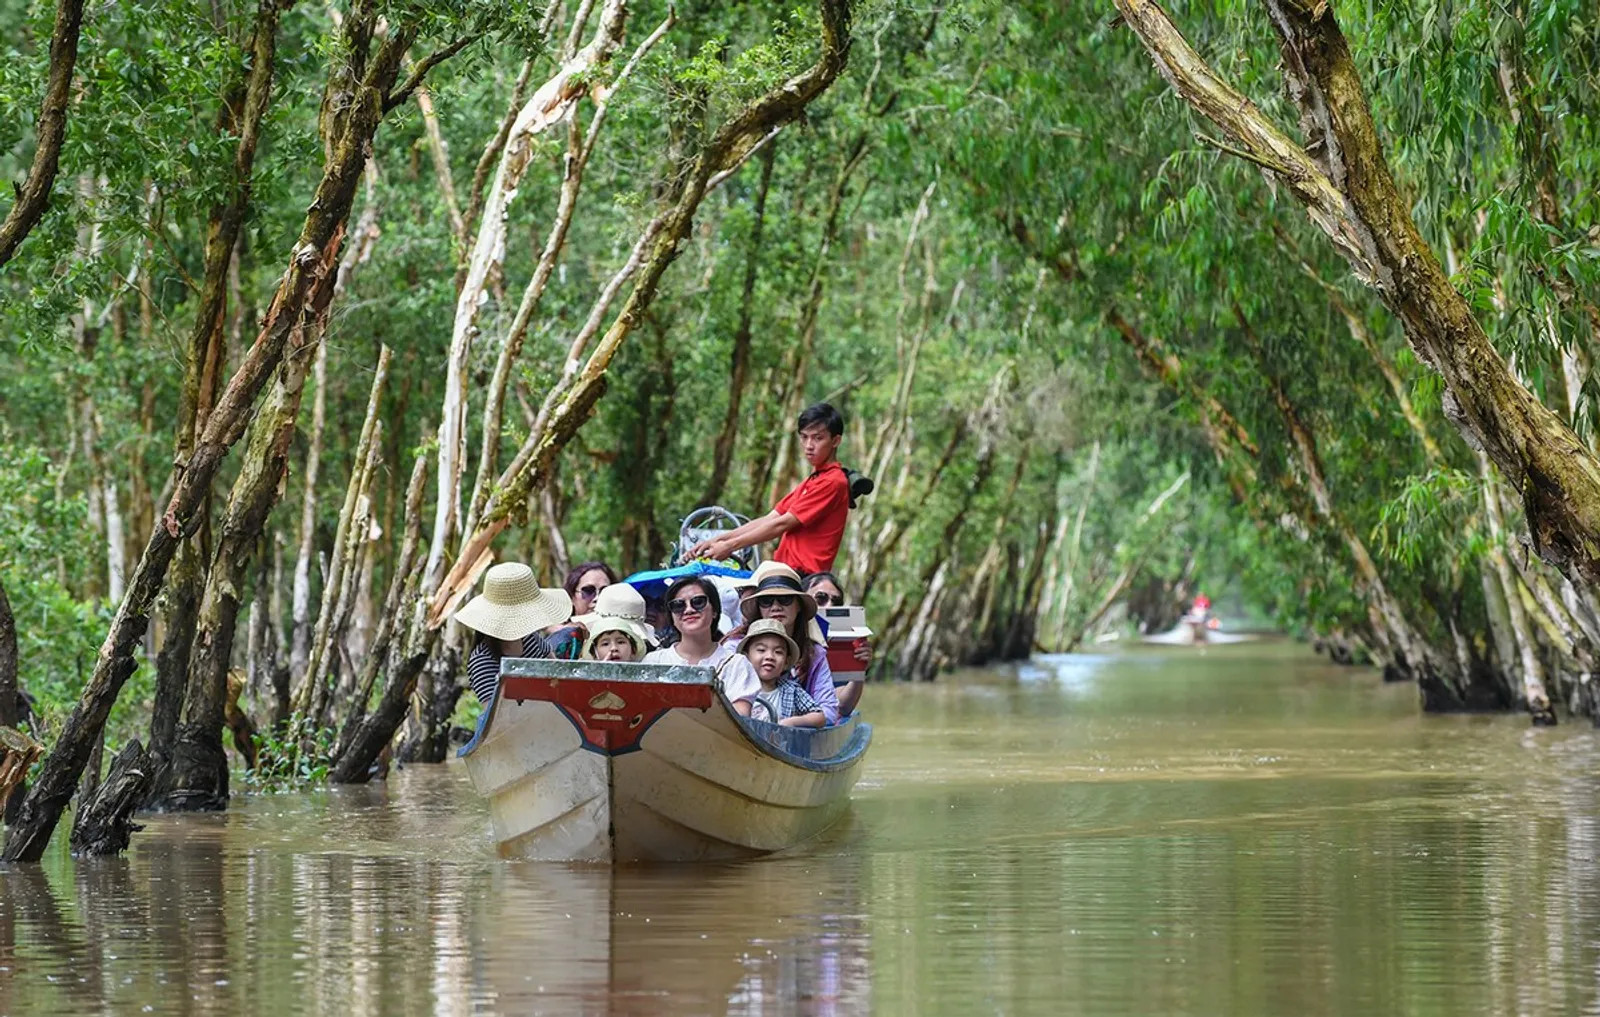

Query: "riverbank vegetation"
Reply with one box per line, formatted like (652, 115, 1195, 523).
(2, 0, 1597, 856)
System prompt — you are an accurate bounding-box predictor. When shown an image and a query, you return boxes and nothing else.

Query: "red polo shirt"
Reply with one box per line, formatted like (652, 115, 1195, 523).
(772, 461, 849, 575)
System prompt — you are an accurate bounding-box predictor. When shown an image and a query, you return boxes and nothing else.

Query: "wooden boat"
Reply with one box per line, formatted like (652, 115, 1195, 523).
(459, 658, 872, 862)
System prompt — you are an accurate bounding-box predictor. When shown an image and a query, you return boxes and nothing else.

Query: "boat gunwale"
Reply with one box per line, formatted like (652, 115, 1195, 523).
(459, 659, 872, 774)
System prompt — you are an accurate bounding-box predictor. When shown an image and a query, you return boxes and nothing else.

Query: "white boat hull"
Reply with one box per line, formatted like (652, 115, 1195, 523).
(461, 659, 871, 862)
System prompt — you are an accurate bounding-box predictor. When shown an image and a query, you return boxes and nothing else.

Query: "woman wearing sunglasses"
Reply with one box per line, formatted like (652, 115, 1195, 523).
(542, 560, 620, 659)
(803, 571, 871, 716)
(641, 575, 761, 714)
(724, 562, 841, 725)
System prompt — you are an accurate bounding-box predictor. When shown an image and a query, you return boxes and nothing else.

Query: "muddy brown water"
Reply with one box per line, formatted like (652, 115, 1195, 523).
(3, 640, 1599, 1016)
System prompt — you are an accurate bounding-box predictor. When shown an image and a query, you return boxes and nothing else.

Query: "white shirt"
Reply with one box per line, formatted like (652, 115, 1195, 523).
(642, 642, 760, 704)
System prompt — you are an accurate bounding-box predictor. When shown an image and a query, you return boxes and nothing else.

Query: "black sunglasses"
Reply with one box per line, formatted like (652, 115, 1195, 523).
(760, 595, 799, 609)
(669, 594, 710, 615)
(577, 583, 607, 599)
(811, 591, 837, 606)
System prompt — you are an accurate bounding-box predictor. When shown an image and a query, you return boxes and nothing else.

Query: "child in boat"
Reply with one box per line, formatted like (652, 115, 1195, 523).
(738, 619, 825, 728)
(574, 583, 657, 662)
(586, 619, 647, 662)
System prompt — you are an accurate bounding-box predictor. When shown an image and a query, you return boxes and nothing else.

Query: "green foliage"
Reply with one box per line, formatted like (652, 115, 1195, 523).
(3, 0, 1597, 714)
(244, 715, 336, 793)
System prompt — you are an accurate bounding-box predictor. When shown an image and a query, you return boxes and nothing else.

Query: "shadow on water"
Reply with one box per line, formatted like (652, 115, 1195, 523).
(4, 640, 1600, 1016)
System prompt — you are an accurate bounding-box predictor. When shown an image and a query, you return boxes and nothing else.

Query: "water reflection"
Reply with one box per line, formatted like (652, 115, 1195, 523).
(3, 641, 1599, 1016)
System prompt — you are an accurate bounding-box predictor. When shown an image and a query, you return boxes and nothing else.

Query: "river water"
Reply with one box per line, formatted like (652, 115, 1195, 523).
(4, 640, 1599, 1016)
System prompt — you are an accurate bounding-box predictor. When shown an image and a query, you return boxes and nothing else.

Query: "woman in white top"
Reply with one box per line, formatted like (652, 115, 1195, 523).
(641, 575, 761, 713)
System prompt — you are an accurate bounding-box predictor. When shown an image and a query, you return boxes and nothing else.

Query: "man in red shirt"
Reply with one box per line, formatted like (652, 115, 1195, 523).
(688, 403, 852, 575)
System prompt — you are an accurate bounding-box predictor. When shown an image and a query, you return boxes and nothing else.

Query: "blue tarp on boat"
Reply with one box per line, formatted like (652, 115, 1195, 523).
(622, 561, 752, 600)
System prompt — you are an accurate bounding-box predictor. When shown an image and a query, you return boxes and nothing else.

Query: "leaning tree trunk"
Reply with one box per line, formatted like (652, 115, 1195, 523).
(700, 139, 776, 507)
(424, 0, 631, 591)
(145, 238, 348, 812)
(2, 8, 451, 863)
(0, 0, 86, 266)
(1113, 0, 1600, 586)
(331, 452, 429, 781)
(406, 0, 856, 759)
(293, 348, 390, 722)
(465, 9, 676, 537)
(148, 0, 285, 763)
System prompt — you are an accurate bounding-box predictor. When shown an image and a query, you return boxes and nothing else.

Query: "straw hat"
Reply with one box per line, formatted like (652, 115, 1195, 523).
(453, 563, 572, 641)
(573, 582, 659, 649)
(584, 616, 653, 658)
(738, 562, 817, 624)
(739, 560, 799, 591)
(736, 617, 800, 667)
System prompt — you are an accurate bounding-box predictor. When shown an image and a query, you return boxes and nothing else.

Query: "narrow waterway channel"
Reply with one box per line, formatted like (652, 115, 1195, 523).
(4, 640, 1598, 1016)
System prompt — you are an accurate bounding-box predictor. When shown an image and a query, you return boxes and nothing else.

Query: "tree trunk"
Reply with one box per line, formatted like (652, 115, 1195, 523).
(2, 10, 444, 863)
(67, 740, 149, 857)
(0, 0, 86, 266)
(700, 139, 777, 507)
(289, 341, 327, 679)
(465, 11, 675, 539)
(424, 0, 631, 591)
(147, 0, 287, 773)
(427, 0, 856, 625)
(147, 243, 349, 812)
(294, 348, 392, 720)
(1115, 0, 1600, 586)
(1479, 453, 1557, 725)
(331, 452, 429, 778)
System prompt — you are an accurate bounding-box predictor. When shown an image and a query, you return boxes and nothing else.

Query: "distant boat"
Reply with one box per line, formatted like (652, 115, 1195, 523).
(459, 659, 872, 862)
(1143, 616, 1255, 646)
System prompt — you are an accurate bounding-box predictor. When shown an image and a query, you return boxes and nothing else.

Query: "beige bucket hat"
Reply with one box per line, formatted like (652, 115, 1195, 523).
(452, 562, 572, 641)
(736, 617, 801, 668)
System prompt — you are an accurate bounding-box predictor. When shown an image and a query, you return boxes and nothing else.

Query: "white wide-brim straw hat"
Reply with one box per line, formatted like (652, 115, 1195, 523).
(584, 616, 654, 658)
(572, 582, 660, 647)
(736, 617, 801, 666)
(453, 562, 572, 641)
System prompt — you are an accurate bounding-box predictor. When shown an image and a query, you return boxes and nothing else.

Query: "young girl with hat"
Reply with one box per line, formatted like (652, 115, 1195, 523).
(453, 562, 572, 704)
(576, 582, 657, 662)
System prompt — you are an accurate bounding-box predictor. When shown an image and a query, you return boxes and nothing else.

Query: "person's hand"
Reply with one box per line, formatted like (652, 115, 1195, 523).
(852, 638, 873, 666)
(687, 536, 728, 561)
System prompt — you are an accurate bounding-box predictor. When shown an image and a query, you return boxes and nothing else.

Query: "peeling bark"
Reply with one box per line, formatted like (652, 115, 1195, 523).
(424, 0, 631, 592)
(428, 0, 856, 626)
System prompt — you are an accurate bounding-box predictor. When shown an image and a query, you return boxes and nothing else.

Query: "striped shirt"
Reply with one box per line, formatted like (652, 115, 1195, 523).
(467, 632, 553, 705)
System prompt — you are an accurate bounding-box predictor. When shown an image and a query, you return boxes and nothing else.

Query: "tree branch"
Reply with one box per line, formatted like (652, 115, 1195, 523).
(383, 33, 481, 113)
(0, 0, 86, 266)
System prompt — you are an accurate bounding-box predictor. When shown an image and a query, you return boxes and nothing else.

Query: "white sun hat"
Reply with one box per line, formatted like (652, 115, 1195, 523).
(571, 582, 660, 648)
(452, 562, 572, 641)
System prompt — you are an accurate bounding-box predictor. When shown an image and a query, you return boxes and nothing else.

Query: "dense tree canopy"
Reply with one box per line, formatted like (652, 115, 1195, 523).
(3, 0, 1599, 855)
